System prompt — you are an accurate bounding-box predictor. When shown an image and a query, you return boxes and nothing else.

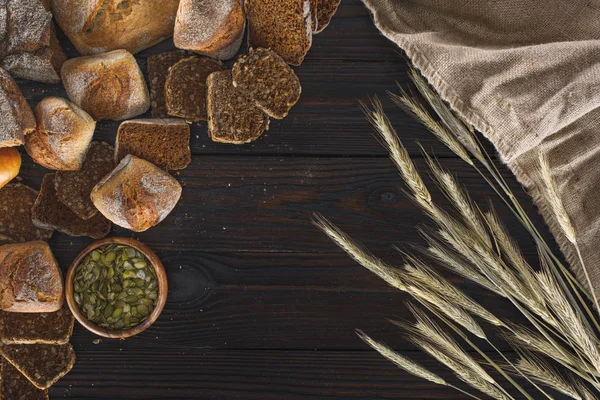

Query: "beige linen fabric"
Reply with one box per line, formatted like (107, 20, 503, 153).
(362, 0, 600, 300)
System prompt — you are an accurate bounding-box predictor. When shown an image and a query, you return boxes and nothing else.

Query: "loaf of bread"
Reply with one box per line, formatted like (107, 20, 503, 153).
(245, 0, 312, 66)
(148, 50, 190, 118)
(310, 0, 341, 33)
(0, 69, 36, 148)
(25, 97, 95, 171)
(0, 241, 63, 313)
(0, 184, 54, 244)
(0, 0, 66, 83)
(91, 155, 182, 232)
(51, 0, 180, 55)
(174, 0, 245, 60)
(0, 148, 21, 189)
(61, 50, 150, 121)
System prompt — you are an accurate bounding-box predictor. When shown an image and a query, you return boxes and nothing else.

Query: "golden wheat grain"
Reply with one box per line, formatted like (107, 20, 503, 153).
(518, 355, 583, 400)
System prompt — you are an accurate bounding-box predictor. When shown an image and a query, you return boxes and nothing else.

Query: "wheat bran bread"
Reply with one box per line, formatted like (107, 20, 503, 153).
(310, 0, 341, 33)
(115, 119, 191, 170)
(148, 50, 189, 118)
(1, 357, 48, 400)
(245, 0, 312, 66)
(0, 69, 35, 148)
(91, 155, 182, 232)
(207, 70, 270, 144)
(54, 142, 115, 220)
(32, 174, 111, 239)
(25, 97, 95, 171)
(174, 0, 245, 60)
(165, 56, 226, 121)
(0, 304, 74, 345)
(61, 50, 150, 121)
(232, 48, 302, 119)
(0, 342, 75, 390)
(0, 184, 53, 243)
(0, 241, 63, 313)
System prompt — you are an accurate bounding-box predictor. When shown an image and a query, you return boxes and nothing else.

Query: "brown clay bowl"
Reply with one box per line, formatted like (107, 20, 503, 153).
(66, 237, 168, 339)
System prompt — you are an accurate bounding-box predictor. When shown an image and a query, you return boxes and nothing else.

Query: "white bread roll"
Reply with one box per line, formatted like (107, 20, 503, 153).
(0, 69, 35, 148)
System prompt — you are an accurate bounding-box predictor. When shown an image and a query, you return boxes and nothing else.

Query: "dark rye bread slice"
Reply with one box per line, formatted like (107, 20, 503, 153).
(0, 184, 53, 243)
(245, 0, 312, 66)
(165, 56, 226, 122)
(1, 357, 48, 400)
(232, 48, 302, 119)
(310, 0, 341, 33)
(0, 342, 75, 390)
(31, 174, 111, 239)
(207, 70, 270, 144)
(54, 142, 115, 220)
(147, 50, 189, 117)
(115, 119, 191, 170)
(0, 304, 74, 345)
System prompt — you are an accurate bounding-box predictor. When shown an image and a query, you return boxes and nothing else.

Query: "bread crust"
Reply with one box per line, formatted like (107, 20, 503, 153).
(0, 69, 35, 148)
(174, 0, 245, 60)
(61, 50, 150, 121)
(51, 0, 180, 55)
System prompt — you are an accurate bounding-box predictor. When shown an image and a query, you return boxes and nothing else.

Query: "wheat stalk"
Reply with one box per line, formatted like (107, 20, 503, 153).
(517, 354, 585, 400)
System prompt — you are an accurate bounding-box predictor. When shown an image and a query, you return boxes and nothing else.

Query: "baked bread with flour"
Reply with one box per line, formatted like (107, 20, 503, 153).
(0, 69, 35, 148)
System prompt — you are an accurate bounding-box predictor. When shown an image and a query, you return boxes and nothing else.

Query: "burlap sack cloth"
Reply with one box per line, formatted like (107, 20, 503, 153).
(362, 0, 600, 301)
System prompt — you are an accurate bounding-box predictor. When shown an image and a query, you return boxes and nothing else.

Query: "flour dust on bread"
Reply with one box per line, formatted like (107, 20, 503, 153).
(0, 69, 35, 148)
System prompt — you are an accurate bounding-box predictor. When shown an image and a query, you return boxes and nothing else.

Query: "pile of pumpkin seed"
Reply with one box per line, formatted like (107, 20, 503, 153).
(73, 244, 158, 330)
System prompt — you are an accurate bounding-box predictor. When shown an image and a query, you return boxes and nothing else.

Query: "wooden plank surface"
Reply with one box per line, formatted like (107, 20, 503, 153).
(8, 0, 563, 398)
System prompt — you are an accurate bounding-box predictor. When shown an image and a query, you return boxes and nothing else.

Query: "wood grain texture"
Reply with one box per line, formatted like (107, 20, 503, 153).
(8, 0, 564, 398)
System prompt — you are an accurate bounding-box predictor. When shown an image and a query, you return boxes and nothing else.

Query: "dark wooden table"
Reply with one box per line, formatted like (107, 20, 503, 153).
(15, 1, 561, 398)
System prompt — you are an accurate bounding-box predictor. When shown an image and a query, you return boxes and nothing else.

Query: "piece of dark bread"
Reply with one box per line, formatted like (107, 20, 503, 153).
(0, 342, 76, 390)
(165, 56, 226, 121)
(310, 0, 341, 33)
(31, 174, 111, 239)
(245, 0, 312, 66)
(0, 303, 74, 345)
(207, 70, 270, 144)
(54, 142, 115, 220)
(115, 119, 191, 170)
(147, 50, 189, 118)
(0, 69, 36, 148)
(0, 184, 53, 243)
(1, 357, 48, 400)
(232, 48, 302, 119)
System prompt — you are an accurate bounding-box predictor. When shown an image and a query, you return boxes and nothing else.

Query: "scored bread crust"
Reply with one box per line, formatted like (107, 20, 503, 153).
(91, 155, 183, 232)
(25, 97, 96, 171)
(174, 0, 245, 60)
(0, 69, 35, 148)
(51, 0, 180, 55)
(61, 49, 150, 121)
(0, 241, 63, 313)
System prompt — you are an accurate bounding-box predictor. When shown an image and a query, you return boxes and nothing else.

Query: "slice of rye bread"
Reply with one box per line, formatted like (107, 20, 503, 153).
(232, 48, 302, 119)
(54, 142, 115, 220)
(115, 119, 191, 170)
(0, 342, 75, 390)
(147, 50, 189, 118)
(207, 70, 270, 144)
(1, 357, 49, 400)
(0, 184, 53, 243)
(245, 0, 312, 66)
(310, 0, 341, 33)
(31, 174, 111, 239)
(0, 304, 74, 345)
(165, 56, 226, 121)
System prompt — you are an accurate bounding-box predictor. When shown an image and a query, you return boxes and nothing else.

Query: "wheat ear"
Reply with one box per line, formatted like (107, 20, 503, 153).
(517, 354, 584, 400)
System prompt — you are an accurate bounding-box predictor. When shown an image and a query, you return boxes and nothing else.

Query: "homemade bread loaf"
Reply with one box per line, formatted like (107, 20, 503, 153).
(0, 184, 54, 244)
(1, 357, 49, 399)
(51, 0, 180, 55)
(245, 0, 312, 66)
(0, 69, 36, 148)
(115, 119, 191, 170)
(232, 48, 302, 119)
(148, 50, 189, 118)
(54, 142, 115, 220)
(207, 70, 270, 144)
(61, 50, 150, 121)
(310, 0, 341, 33)
(174, 0, 245, 60)
(0, 0, 65, 83)
(25, 97, 95, 171)
(0, 147, 21, 189)
(91, 155, 182, 232)
(0, 241, 63, 313)
(32, 174, 112, 239)
(165, 56, 226, 121)
(0, 303, 74, 344)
